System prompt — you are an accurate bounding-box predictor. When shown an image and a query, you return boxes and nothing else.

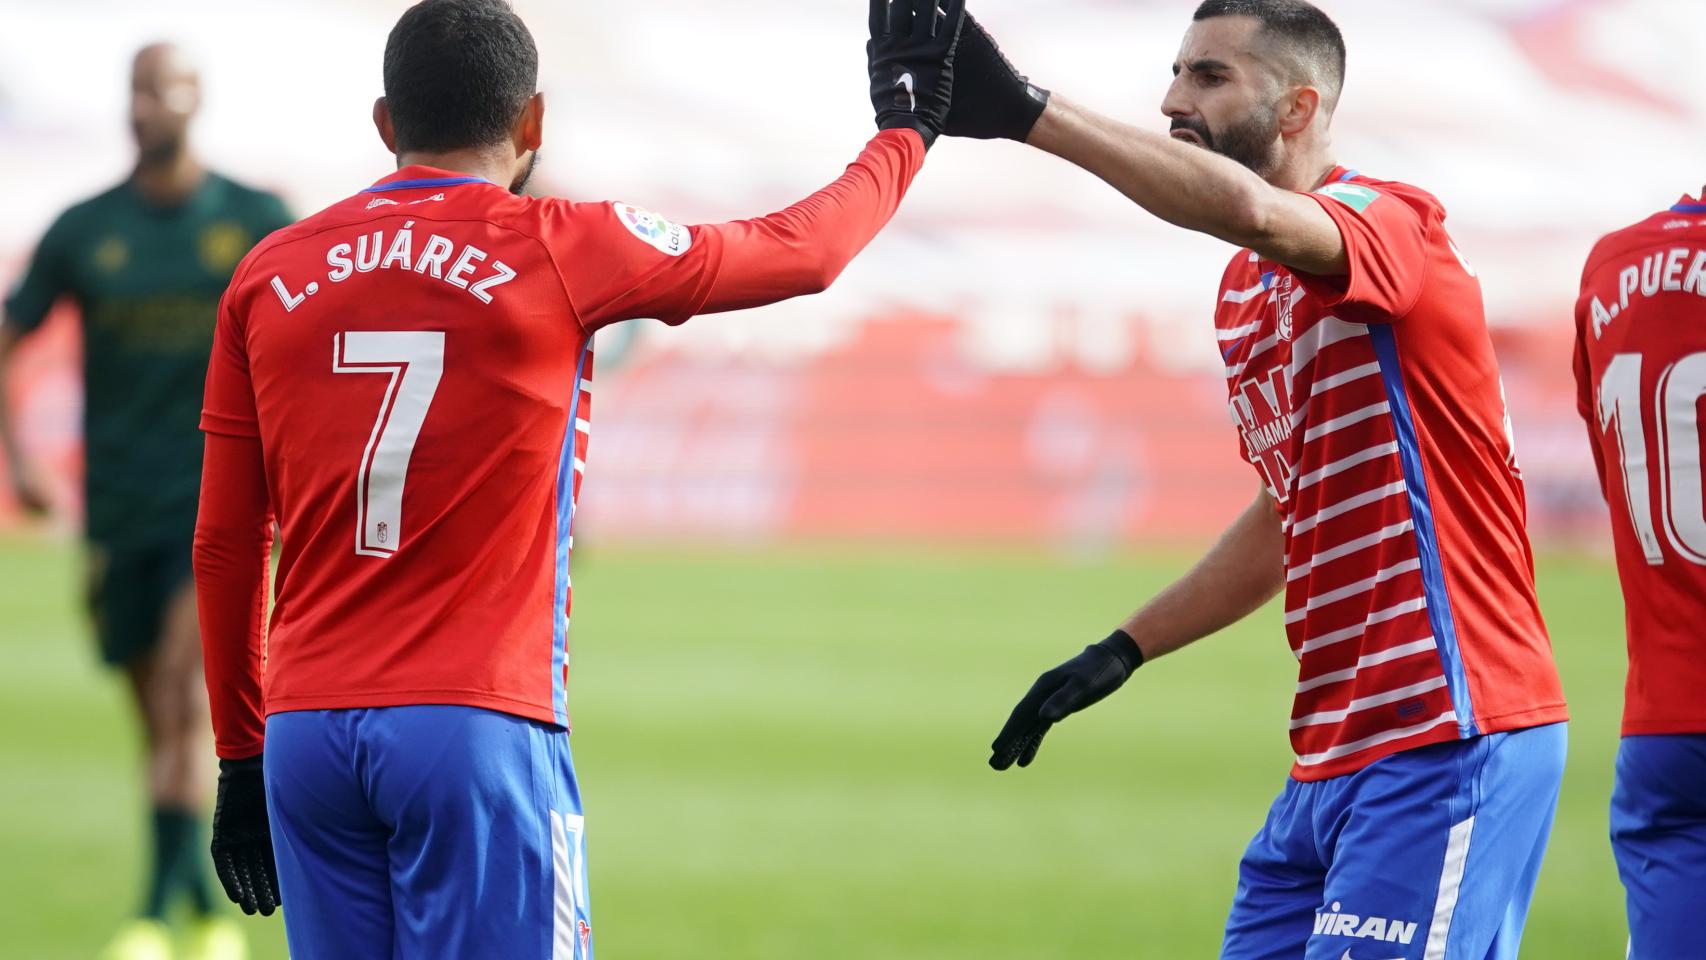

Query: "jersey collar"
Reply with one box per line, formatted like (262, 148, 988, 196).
(1672, 192, 1706, 214)
(364, 165, 495, 193)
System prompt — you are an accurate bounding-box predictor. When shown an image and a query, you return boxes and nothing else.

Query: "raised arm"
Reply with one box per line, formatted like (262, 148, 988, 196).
(942, 16, 1348, 277)
(1026, 96, 1347, 275)
(989, 487, 1284, 769)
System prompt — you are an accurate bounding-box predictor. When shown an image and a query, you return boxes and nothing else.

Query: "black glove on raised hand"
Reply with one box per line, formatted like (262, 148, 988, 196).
(989, 629, 1144, 770)
(944, 15, 1051, 142)
(868, 0, 967, 147)
(211, 755, 281, 916)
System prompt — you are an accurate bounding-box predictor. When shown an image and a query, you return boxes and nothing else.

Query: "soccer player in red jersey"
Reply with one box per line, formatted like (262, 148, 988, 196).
(191, 0, 963, 955)
(1574, 189, 1706, 959)
(959, 2, 1568, 957)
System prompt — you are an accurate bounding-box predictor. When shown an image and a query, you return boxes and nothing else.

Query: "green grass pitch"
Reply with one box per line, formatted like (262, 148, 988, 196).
(0, 533, 1628, 958)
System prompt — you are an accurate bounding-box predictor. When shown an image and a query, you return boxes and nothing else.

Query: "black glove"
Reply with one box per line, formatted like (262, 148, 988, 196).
(211, 755, 281, 916)
(945, 15, 1051, 142)
(868, 0, 967, 147)
(989, 629, 1144, 770)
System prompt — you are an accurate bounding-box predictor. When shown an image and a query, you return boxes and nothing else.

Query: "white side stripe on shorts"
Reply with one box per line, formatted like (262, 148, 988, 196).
(550, 811, 586, 960)
(1424, 817, 1476, 960)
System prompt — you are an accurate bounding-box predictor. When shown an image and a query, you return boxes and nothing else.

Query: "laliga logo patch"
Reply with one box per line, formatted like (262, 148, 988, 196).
(578, 919, 591, 952)
(614, 203, 692, 257)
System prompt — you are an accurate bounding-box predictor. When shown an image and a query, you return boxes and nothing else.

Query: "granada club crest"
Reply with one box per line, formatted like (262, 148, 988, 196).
(1275, 272, 1296, 342)
(1231, 365, 1296, 501)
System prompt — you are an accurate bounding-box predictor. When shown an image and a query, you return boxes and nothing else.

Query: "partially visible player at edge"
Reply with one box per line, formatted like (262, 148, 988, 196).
(1573, 188, 1706, 960)
(191, 0, 969, 956)
(0, 42, 289, 960)
(946, 1, 1569, 957)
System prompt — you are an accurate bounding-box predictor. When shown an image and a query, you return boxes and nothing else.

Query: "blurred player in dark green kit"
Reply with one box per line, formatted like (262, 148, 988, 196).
(0, 43, 289, 960)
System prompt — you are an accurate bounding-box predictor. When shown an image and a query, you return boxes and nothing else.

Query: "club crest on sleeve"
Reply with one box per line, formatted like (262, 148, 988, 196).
(613, 203, 692, 257)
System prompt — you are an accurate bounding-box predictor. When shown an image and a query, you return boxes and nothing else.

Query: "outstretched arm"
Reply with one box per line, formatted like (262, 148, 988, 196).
(942, 18, 1347, 276)
(1026, 96, 1347, 276)
(989, 487, 1284, 769)
(693, 128, 927, 314)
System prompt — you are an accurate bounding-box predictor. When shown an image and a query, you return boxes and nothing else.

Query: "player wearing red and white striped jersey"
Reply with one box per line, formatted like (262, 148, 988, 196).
(975, 2, 1566, 957)
(1574, 190, 1706, 959)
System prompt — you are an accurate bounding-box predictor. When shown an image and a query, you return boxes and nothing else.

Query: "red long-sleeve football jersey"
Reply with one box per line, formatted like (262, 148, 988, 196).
(196, 131, 924, 759)
(1574, 191, 1706, 737)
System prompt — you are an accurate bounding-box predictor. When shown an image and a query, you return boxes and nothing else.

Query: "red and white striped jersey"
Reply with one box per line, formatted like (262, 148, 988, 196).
(1215, 167, 1567, 781)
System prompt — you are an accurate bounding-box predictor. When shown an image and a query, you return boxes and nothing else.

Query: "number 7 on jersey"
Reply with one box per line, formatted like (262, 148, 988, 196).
(333, 331, 445, 557)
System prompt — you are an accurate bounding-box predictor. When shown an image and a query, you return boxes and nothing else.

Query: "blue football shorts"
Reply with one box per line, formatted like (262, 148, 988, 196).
(1221, 723, 1566, 960)
(264, 705, 592, 959)
(1610, 733, 1706, 960)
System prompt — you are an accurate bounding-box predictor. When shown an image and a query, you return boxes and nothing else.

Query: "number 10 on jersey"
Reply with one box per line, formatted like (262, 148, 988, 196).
(1597, 351, 1706, 565)
(333, 331, 445, 557)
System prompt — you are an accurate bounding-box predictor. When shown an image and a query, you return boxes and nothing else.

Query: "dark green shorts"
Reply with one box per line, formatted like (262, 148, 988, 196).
(86, 536, 193, 668)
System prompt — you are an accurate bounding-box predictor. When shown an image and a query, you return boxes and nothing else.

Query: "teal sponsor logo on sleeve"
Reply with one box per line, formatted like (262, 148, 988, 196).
(1316, 182, 1380, 213)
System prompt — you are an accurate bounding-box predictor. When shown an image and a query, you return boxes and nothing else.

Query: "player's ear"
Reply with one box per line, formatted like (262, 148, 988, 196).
(1277, 86, 1319, 138)
(515, 92, 545, 154)
(373, 97, 398, 155)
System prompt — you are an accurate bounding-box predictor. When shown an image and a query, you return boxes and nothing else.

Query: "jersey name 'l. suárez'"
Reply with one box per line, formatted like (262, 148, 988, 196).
(270, 218, 519, 311)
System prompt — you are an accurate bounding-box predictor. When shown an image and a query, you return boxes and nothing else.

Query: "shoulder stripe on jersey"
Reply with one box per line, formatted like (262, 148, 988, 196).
(1298, 597, 1428, 655)
(1288, 480, 1408, 535)
(1338, 169, 1361, 182)
(1294, 710, 1457, 766)
(1296, 635, 1437, 691)
(1218, 320, 1262, 342)
(1287, 520, 1416, 582)
(1285, 557, 1422, 623)
(1289, 676, 1448, 729)
(363, 176, 492, 194)
(1672, 203, 1706, 213)
(1367, 325, 1478, 738)
(550, 339, 594, 727)
(1222, 273, 1275, 304)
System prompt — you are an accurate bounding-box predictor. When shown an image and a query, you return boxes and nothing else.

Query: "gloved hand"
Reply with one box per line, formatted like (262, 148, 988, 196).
(211, 755, 281, 916)
(944, 14, 1051, 142)
(989, 629, 1144, 770)
(868, 0, 967, 147)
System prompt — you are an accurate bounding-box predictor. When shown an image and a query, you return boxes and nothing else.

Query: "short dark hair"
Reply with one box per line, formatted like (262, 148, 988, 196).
(1193, 0, 1346, 107)
(382, 0, 539, 154)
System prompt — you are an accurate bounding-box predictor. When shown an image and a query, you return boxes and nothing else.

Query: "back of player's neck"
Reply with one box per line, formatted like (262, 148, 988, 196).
(395, 149, 507, 186)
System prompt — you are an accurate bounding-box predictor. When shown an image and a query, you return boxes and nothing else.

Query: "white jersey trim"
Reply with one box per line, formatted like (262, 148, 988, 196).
(1303, 401, 1392, 444)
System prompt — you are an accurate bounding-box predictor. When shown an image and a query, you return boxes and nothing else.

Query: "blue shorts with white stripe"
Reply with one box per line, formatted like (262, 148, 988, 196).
(264, 705, 592, 960)
(1611, 733, 1706, 960)
(1221, 722, 1566, 960)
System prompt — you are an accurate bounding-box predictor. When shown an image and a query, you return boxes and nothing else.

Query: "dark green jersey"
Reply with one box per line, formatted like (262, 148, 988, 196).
(4, 172, 291, 548)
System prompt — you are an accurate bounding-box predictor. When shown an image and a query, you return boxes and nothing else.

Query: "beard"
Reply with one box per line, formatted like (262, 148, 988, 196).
(1170, 104, 1283, 180)
(510, 152, 538, 196)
